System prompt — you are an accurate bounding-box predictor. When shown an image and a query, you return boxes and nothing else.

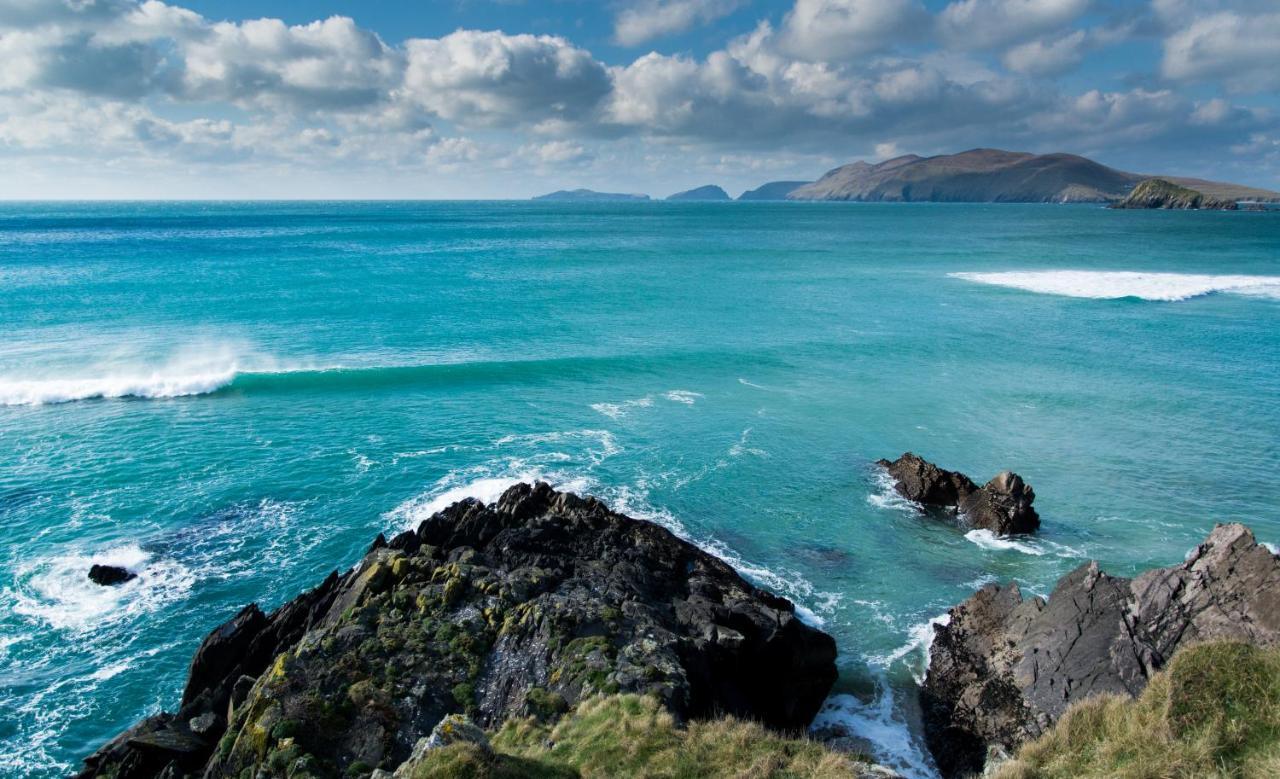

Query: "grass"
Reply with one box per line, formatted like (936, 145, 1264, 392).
(993, 642, 1280, 779)
(402, 694, 869, 778)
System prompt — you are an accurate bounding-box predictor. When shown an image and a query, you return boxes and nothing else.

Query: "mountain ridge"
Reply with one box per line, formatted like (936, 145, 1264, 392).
(787, 148, 1280, 204)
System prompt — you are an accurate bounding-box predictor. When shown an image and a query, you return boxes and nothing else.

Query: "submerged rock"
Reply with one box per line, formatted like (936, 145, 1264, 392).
(80, 482, 837, 778)
(921, 522, 1280, 778)
(88, 564, 136, 586)
(876, 453, 1039, 535)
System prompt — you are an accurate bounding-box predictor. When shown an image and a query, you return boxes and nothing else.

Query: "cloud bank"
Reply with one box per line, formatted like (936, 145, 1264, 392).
(0, 0, 1276, 197)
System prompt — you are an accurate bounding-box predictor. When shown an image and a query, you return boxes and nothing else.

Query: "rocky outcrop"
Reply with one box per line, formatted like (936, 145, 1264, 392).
(1111, 178, 1238, 210)
(921, 523, 1280, 777)
(88, 564, 136, 586)
(876, 453, 1039, 536)
(80, 482, 837, 778)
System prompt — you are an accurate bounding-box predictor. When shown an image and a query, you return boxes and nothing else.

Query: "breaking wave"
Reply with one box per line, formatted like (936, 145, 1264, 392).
(950, 270, 1280, 302)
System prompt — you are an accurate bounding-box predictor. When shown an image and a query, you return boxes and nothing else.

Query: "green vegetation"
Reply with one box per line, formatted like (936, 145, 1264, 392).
(401, 694, 868, 778)
(994, 642, 1280, 779)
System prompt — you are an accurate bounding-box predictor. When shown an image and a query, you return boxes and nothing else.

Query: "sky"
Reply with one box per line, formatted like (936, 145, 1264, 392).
(1, 0, 1278, 199)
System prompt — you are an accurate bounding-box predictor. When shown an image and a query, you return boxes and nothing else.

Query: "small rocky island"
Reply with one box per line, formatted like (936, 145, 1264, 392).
(877, 453, 1039, 535)
(80, 483, 847, 778)
(532, 189, 650, 202)
(666, 185, 731, 201)
(1110, 178, 1239, 210)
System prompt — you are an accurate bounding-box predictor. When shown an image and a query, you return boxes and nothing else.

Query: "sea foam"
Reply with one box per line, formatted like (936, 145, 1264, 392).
(950, 270, 1280, 302)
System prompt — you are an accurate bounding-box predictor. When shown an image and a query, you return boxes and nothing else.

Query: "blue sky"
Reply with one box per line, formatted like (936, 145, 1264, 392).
(1, 0, 1278, 198)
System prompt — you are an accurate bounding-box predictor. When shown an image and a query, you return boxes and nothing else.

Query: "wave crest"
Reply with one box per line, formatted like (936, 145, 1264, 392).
(950, 270, 1280, 302)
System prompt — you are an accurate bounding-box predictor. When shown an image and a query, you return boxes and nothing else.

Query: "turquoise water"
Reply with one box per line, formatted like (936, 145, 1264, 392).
(2, 201, 1278, 777)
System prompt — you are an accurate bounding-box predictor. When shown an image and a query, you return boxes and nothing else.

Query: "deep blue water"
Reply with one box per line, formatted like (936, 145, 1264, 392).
(1, 201, 1278, 776)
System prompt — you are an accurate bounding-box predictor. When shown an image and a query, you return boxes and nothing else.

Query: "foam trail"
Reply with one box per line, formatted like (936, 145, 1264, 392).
(868, 613, 952, 684)
(867, 468, 921, 514)
(6, 543, 194, 633)
(950, 270, 1280, 302)
(812, 681, 939, 778)
(964, 529, 1045, 555)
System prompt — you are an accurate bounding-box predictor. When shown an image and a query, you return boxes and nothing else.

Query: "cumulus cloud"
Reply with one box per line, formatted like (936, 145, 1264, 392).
(1002, 29, 1087, 76)
(403, 30, 611, 126)
(1161, 9, 1280, 93)
(938, 0, 1091, 50)
(777, 0, 927, 61)
(614, 0, 745, 47)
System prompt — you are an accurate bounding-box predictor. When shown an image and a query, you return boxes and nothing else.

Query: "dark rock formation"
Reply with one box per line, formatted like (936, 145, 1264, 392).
(736, 181, 810, 200)
(921, 523, 1280, 777)
(88, 564, 136, 586)
(1110, 177, 1238, 210)
(876, 453, 1039, 536)
(667, 184, 731, 201)
(80, 482, 837, 778)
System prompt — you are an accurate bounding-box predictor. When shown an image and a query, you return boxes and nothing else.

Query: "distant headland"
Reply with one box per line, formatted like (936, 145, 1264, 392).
(536, 149, 1280, 207)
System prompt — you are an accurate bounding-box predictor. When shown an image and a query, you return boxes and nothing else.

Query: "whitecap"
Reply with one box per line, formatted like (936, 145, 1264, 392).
(1264, 542, 1279, 556)
(0, 343, 297, 406)
(662, 389, 702, 405)
(727, 427, 768, 458)
(589, 396, 653, 419)
(949, 270, 1280, 302)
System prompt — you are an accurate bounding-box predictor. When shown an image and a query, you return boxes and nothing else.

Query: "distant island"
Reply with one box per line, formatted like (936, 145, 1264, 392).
(736, 181, 810, 201)
(533, 189, 650, 202)
(667, 185, 730, 201)
(535, 149, 1280, 207)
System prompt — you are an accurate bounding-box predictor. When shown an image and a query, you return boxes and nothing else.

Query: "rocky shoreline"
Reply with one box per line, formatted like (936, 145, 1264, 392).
(79, 472, 1280, 778)
(80, 482, 841, 778)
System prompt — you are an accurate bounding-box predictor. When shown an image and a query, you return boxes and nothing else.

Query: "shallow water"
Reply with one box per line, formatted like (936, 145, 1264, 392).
(1, 201, 1278, 776)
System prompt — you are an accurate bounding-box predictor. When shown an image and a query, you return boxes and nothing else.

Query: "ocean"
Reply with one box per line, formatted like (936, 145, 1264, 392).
(1, 201, 1278, 777)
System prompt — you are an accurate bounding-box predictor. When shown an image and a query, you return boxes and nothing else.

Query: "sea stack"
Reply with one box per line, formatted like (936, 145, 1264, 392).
(876, 453, 1039, 535)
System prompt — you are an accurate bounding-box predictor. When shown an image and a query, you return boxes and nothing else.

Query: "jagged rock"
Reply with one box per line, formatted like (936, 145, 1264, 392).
(876, 453, 1039, 535)
(921, 523, 1280, 778)
(88, 564, 136, 586)
(81, 482, 837, 778)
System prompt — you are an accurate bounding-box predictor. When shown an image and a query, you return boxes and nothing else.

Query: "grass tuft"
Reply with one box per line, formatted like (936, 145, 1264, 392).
(993, 641, 1280, 779)
(403, 694, 869, 778)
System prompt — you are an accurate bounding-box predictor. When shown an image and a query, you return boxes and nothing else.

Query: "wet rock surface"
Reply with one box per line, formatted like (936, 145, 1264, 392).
(79, 482, 837, 778)
(876, 453, 1040, 535)
(921, 523, 1280, 777)
(88, 564, 136, 586)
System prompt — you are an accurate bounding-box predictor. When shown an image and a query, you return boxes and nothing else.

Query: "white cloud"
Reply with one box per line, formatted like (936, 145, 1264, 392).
(403, 30, 611, 126)
(614, 0, 744, 47)
(777, 0, 927, 61)
(1161, 10, 1280, 93)
(1002, 29, 1086, 76)
(938, 0, 1091, 50)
